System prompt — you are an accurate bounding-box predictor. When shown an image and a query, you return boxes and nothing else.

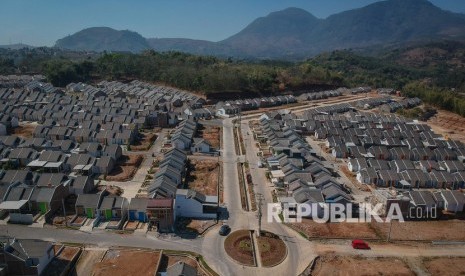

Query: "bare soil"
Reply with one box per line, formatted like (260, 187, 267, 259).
(175, 218, 216, 236)
(224, 230, 255, 266)
(92, 249, 160, 276)
(423, 257, 465, 276)
(312, 253, 414, 276)
(257, 231, 287, 267)
(42, 246, 81, 276)
(106, 155, 143, 181)
(12, 124, 36, 138)
(290, 219, 379, 240)
(200, 126, 221, 149)
(427, 109, 465, 141)
(372, 220, 465, 241)
(131, 132, 157, 151)
(187, 159, 219, 196)
(124, 221, 139, 230)
(75, 250, 106, 276)
(97, 185, 123, 196)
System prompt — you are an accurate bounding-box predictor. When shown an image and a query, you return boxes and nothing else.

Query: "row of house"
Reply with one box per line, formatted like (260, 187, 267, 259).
(215, 95, 298, 117)
(256, 115, 353, 217)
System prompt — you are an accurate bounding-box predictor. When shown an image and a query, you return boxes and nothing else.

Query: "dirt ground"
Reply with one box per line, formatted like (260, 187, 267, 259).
(106, 154, 143, 181)
(42, 246, 81, 276)
(75, 249, 106, 276)
(423, 257, 465, 275)
(340, 165, 371, 192)
(224, 230, 255, 266)
(199, 126, 221, 149)
(290, 219, 380, 240)
(97, 185, 123, 196)
(257, 231, 287, 267)
(12, 123, 36, 138)
(187, 159, 219, 196)
(92, 249, 160, 276)
(312, 253, 414, 276)
(372, 220, 465, 241)
(166, 255, 198, 268)
(131, 132, 157, 151)
(189, 219, 216, 233)
(427, 109, 465, 141)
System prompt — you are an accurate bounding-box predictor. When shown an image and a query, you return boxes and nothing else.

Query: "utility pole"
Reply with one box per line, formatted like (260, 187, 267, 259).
(387, 218, 393, 242)
(256, 193, 264, 237)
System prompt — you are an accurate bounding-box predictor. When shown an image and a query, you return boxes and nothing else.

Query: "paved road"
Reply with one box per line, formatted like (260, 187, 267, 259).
(239, 119, 317, 275)
(100, 130, 167, 199)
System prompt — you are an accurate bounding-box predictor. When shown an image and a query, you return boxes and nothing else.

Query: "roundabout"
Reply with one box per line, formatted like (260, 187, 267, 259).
(224, 229, 287, 267)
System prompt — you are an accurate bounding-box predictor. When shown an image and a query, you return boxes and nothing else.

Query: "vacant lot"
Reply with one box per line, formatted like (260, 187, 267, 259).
(290, 219, 379, 240)
(428, 109, 465, 141)
(12, 123, 36, 138)
(423, 257, 465, 275)
(157, 254, 200, 274)
(130, 132, 157, 151)
(42, 246, 81, 276)
(75, 249, 106, 276)
(199, 125, 221, 149)
(312, 253, 414, 276)
(372, 220, 465, 241)
(187, 159, 219, 196)
(92, 249, 160, 276)
(106, 155, 143, 181)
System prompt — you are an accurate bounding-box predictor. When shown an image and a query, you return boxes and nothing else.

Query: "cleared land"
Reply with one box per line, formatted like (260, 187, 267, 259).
(290, 220, 379, 240)
(427, 109, 465, 141)
(224, 230, 255, 266)
(312, 253, 414, 276)
(92, 249, 160, 276)
(158, 254, 200, 274)
(199, 125, 221, 149)
(75, 249, 106, 276)
(372, 220, 465, 241)
(187, 159, 219, 196)
(257, 231, 287, 267)
(12, 123, 36, 138)
(42, 246, 81, 276)
(106, 154, 143, 181)
(130, 132, 157, 151)
(423, 257, 465, 275)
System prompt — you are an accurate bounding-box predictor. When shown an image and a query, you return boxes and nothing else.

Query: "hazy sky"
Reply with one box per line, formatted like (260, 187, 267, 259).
(1, 0, 465, 46)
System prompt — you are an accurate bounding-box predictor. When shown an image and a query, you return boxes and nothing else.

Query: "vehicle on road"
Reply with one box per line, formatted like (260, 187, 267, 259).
(352, 239, 370, 249)
(219, 225, 231, 236)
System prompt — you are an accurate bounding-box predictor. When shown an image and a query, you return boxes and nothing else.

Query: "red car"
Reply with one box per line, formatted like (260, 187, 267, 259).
(352, 239, 370, 250)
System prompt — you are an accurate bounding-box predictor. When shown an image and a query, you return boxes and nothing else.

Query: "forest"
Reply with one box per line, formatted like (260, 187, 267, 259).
(0, 42, 464, 116)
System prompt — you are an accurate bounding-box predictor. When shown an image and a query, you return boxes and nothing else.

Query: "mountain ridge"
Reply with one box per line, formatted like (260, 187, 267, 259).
(55, 0, 465, 59)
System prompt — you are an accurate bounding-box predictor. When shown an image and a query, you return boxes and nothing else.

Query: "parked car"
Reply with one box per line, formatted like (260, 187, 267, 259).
(219, 225, 231, 236)
(352, 239, 370, 250)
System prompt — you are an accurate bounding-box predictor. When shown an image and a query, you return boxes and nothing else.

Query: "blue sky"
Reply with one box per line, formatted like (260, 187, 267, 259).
(1, 0, 464, 46)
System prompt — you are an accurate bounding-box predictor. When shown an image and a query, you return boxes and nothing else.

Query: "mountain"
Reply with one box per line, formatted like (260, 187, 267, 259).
(221, 7, 321, 58)
(0, 43, 35, 50)
(54, 0, 465, 58)
(146, 38, 239, 57)
(55, 27, 150, 52)
(309, 0, 465, 52)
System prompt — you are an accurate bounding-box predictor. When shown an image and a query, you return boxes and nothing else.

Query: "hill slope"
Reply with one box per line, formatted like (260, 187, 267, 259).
(55, 0, 465, 58)
(55, 27, 150, 52)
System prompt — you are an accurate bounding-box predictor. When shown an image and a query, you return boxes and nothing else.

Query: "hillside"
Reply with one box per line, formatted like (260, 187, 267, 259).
(54, 0, 465, 58)
(55, 27, 150, 53)
(221, 7, 321, 58)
